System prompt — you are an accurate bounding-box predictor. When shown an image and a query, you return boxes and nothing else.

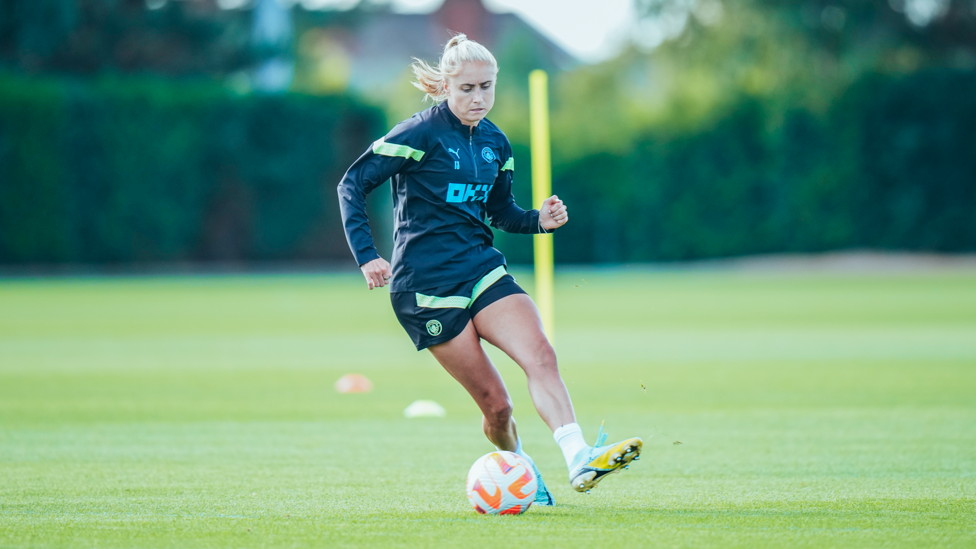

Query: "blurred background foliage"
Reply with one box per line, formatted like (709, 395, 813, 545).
(0, 0, 974, 266)
(0, 75, 383, 263)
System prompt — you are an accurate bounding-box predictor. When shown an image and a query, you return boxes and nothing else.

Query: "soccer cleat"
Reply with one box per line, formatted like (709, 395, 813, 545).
(531, 466, 555, 506)
(516, 449, 554, 506)
(568, 424, 642, 493)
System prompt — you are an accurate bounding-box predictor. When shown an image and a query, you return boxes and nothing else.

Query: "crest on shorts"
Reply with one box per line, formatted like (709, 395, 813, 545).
(426, 320, 443, 336)
(481, 147, 495, 163)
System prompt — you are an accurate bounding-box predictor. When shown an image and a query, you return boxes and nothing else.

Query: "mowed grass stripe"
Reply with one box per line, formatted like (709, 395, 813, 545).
(1, 270, 974, 548)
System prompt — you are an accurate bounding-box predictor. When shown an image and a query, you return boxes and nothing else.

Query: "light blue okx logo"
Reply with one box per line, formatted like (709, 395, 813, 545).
(446, 183, 494, 203)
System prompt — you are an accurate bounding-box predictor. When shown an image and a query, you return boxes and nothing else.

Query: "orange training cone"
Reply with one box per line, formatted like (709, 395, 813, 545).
(335, 373, 373, 394)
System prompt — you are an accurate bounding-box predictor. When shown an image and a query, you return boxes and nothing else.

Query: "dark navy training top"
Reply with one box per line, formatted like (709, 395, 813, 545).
(338, 101, 544, 293)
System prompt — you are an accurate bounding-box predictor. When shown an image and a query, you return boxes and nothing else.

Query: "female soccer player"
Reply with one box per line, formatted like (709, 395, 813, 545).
(337, 34, 641, 505)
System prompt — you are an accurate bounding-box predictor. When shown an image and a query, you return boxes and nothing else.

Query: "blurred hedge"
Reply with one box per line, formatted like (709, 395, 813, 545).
(2, 69, 974, 267)
(0, 75, 383, 264)
(552, 68, 976, 263)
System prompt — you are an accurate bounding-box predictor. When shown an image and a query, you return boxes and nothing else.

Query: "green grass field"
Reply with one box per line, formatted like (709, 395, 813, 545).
(1, 268, 974, 548)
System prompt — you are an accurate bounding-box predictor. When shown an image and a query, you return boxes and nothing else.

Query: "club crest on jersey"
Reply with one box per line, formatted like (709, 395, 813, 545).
(481, 147, 496, 162)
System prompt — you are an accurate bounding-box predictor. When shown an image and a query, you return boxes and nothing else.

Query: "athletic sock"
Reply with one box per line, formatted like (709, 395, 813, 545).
(553, 423, 588, 469)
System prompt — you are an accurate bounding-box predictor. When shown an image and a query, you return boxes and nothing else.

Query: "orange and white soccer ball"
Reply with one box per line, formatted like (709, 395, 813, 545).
(465, 451, 537, 515)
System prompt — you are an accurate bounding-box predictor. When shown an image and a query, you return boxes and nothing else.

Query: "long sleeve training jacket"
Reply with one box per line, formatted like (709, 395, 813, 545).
(337, 101, 544, 293)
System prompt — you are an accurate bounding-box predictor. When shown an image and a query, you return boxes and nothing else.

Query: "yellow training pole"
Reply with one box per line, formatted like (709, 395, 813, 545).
(529, 69, 554, 343)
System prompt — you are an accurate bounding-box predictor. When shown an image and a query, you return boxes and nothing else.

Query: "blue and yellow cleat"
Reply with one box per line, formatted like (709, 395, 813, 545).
(568, 424, 642, 493)
(516, 449, 555, 506)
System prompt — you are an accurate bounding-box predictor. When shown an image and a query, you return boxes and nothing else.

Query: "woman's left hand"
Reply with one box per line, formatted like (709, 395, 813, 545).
(540, 195, 568, 231)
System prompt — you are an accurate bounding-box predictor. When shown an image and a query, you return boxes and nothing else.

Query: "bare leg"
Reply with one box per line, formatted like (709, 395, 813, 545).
(473, 294, 576, 432)
(427, 321, 518, 451)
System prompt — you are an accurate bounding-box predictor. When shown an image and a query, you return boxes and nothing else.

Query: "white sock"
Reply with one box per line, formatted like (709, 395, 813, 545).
(553, 423, 588, 468)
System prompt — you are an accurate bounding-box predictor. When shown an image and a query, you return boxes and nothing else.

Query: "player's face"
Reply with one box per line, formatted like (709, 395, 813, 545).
(445, 62, 497, 127)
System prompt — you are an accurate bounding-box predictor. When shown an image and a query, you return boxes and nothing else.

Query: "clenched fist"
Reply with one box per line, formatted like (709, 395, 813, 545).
(360, 257, 392, 290)
(540, 195, 568, 231)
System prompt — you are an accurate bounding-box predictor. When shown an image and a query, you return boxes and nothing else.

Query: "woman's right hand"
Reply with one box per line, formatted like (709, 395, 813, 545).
(360, 257, 393, 290)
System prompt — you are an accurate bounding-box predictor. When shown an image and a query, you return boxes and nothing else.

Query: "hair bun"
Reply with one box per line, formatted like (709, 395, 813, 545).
(445, 33, 468, 51)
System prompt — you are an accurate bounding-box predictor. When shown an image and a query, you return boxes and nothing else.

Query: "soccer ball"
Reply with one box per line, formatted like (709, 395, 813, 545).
(465, 451, 537, 515)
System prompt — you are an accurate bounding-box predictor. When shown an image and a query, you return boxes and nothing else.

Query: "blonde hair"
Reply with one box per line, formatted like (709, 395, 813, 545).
(411, 34, 498, 103)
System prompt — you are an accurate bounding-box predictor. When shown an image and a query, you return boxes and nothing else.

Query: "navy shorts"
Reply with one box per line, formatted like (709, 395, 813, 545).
(391, 265, 527, 351)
